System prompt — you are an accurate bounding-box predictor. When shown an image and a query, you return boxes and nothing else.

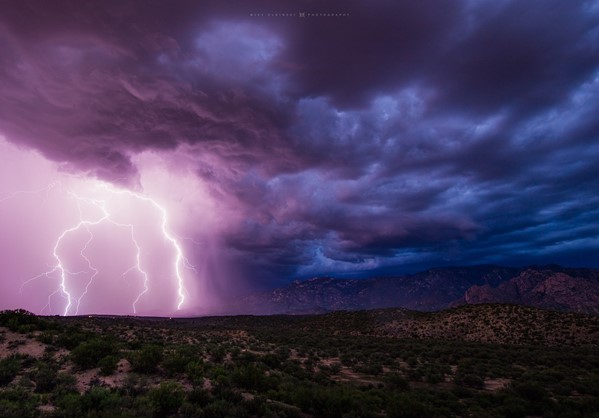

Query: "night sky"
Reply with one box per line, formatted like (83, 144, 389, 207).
(1, 0, 598, 315)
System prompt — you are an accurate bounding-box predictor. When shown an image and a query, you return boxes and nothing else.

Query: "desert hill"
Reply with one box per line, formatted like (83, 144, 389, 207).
(233, 265, 599, 316)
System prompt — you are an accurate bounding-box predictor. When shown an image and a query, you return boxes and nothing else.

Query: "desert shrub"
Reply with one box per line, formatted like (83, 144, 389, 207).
(232, 364, 270, 391)
(0, 309, 44, 333)
(0, 386, 39, 418)
(0, 356, 20, 386)
(385, 373, 410, 390)
(54, 393, 83, 418)
(425, 369, 444, 384)
(52, 372, 78, 399)
(31, 361, 58, 393)
(512, 382, 549, 402)
(71, 338, 119, 369)
(98, 355, 119, 376)
(259, 403, 303, 418)
(130, 344, 163, 374)
(387, 393, 442, 418)
(301, 385, 380, 418)
(354, 362, 383, 375)
(36, 330, 56, 345)
(56, 330, 90, 350)
(186, 360, 205, 386)
(340, 353, 354, 366)
(178, 402, 206, 418)
(187, 387, 211, 407)
(208, 345, 226, 363)
(148, 381, 185, 416)
(455, 373, 484, 389)
(236, 351, 259, 366)
(121, 373, 149, 397)
(261, 353, 283, 369)
(329, 362, 342, 374)
(499, 396, 529, 418)
(202, 399, 246, 418)
(163, 346, 197, 376)
(80, 387, 123, 415)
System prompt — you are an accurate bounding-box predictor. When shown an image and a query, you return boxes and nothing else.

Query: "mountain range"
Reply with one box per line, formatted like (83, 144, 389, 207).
(230, 265, 599, 316)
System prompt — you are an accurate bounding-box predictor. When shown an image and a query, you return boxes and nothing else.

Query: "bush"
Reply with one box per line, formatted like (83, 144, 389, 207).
(71, 338, 119, 369)
(456, 373, 484, 389)
(36, 331, 56, 345)
(130, 344, 163, 374)
(232, 364, 269, 391)
(56, 330, 89, 350)
(31, 362, 58, 393)
(388, 393, 437, 418)
(187, 387, 211, 407)
(148, 381, 185, 416)
(80, 387, 123, 415)
(208, 345, 226, 363)
(53, 373, 78, 398)
(385, 373, 410, 390)
(0, 357, 20, 386)
(98, 355, 120, 376)
(512, 382, 549, 402)
(54, 393, 83, 418)
(0, 309, 43, 332)
(0, 386, 39, 418)
(163, 346, 196, 376)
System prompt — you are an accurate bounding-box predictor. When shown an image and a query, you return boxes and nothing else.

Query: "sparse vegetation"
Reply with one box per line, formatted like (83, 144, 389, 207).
(0, 306, 598, 416)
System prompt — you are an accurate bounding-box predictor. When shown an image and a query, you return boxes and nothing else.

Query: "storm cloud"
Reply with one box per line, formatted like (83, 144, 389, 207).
(1, 0, 598, 298)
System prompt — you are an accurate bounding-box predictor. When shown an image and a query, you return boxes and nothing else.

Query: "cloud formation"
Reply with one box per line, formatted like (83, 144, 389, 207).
(1, 0, 598, 303)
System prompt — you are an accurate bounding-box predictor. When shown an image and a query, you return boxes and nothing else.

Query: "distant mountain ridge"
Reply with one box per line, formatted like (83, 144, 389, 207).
(232, 265, 599, 316)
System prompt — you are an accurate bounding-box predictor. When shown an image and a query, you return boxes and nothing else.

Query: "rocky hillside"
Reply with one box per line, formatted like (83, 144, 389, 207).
(457, 267, 599, 315)
(373, 304, 599, 346)
(233, 265, 599, 316)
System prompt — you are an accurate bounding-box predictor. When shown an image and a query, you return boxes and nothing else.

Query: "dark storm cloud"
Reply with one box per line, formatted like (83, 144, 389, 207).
(281, 0, 462, 108)
(0, 0, 299, 185)
(434, 1, 599, 116)
(0, 0, 598, 285)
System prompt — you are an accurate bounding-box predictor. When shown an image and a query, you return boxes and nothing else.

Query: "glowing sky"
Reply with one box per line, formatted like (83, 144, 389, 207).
(1, 0, 598, 315)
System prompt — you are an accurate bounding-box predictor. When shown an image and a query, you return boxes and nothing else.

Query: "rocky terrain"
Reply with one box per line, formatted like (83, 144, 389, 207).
(233, 265, 599, 316)
(458, 268, 599, 315)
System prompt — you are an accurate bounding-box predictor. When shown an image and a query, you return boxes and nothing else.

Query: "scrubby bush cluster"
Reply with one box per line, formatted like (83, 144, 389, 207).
(0, 307, 598, 417)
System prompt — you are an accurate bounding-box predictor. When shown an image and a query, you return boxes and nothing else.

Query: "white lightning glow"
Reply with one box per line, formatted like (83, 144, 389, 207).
(74, 225, 98, 315)
(99, 183, 188, 310)
(19, 181, 190, 315)
(0, 181, 59, 204)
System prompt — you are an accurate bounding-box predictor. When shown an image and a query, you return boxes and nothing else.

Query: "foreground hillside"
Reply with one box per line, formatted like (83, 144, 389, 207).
(1, 305, 598, 417)
(234, 265, 599, 316)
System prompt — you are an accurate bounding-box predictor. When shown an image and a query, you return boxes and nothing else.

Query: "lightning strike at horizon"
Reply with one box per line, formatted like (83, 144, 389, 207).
(98, 184, 189, 310)
(16, 181, 191, 315)
(73, 225, 98, 315)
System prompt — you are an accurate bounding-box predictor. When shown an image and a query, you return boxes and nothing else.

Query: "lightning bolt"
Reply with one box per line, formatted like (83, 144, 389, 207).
(98, 184, 188, 310)
(15, 181, 190, 315)
(120, 224, 149, 314)
(34, 193, 110, 316)
(71, 226, 96, 314)
(0, 181, 59, 204)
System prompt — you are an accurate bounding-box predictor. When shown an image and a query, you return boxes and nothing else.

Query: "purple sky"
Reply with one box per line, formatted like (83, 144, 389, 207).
(1, 0, 598, 315)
